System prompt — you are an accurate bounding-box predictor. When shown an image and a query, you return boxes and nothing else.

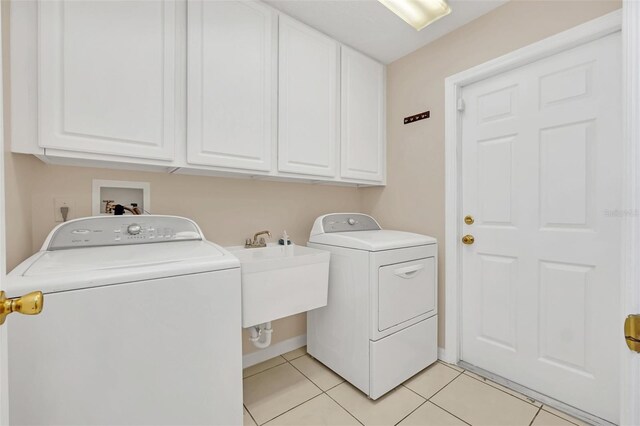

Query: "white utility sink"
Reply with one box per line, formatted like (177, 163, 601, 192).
(227, 244, 330, 328)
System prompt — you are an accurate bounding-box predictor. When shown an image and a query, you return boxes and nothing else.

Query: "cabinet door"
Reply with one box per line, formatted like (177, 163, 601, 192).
(38, 0, 179, 161)
(187, 0, 276, 172)
(341, 46, 385, 182)
(278, 16, 339, 178)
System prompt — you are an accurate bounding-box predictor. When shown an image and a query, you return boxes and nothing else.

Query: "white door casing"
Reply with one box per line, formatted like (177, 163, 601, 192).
(278, 15, 339, 178)
(187, 0, 277, 172)
(38, 0, 179, 161)
(0, 2, 7, 422)
(620, 1, 640, 425)
(460, 32, 620, 423)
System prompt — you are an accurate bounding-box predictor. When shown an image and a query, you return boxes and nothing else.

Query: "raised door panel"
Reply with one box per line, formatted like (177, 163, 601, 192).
(278, 16, 338, 178)
(38, 0, 179, 161)
(187, 0, 276, 172)
(340, 47, 385, 182)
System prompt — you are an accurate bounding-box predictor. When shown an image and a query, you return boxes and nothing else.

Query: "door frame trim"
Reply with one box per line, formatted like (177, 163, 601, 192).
(620, 2, 640, 424)
(443, 8, 638, 424)
(0, 2, 8, 423)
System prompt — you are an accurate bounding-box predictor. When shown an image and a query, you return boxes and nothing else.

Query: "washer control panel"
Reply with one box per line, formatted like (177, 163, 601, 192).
(321, 213, 381, 233)
(46, 216, 202, 250)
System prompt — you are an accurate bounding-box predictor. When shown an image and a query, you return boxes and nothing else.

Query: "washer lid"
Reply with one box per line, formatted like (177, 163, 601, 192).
(309, 230, 436, 251)
(7, 241, 239, 295)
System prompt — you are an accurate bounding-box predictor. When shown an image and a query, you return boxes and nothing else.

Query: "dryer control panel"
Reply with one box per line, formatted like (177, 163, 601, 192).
(310, 213, 381, 236)
(44, 216, 203, 250)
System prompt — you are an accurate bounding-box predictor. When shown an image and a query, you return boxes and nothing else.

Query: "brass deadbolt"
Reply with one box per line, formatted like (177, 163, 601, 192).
(464, 215, 474, 225)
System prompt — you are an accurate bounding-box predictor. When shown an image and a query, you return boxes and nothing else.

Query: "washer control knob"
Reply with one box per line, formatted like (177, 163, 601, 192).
(347, 218, 356, 226)
(127, 224, 142, 235)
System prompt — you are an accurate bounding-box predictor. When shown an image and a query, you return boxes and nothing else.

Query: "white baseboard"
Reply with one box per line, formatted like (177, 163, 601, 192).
(242, 334, 307, 369)
(438, 346, 457, 364)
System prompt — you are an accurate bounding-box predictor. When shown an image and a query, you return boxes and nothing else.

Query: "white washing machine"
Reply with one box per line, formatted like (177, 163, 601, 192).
(6, 215, 242, 425)
(307, 213, 438, 399)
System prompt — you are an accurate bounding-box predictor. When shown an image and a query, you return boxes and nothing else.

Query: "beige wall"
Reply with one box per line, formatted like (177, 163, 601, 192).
(361, 0, 621, 348)
(4, 154, 362, 353)
(3, 0, 621, 355)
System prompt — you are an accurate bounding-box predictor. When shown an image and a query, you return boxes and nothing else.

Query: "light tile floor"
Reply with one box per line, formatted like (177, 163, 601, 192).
(243, 347, 589, 426)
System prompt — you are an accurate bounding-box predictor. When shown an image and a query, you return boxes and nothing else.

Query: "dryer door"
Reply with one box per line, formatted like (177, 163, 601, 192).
(378, 257, 436, 331)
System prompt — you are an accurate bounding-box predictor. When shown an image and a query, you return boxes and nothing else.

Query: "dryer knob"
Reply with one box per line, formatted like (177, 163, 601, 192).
(347, 218, 356, 225)
(127, 224, 142, 235)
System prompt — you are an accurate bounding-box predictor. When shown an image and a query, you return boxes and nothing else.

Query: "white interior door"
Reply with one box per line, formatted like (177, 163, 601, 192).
(461, 32, 621, 423)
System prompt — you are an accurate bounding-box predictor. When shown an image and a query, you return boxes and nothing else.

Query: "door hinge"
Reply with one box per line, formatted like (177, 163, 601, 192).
(457, 98, 465, 112)
(624, 314, 640, 353)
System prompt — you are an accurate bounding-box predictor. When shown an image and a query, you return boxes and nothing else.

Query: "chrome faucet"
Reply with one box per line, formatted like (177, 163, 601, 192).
(245, 230, 271, 248)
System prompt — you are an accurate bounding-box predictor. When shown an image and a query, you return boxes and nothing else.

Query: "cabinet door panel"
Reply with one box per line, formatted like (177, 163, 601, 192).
(38, 0, 178, 161)
(341, 47, 385, 182)
(278, 16, 339, 178)
(187, 0, 276, 171)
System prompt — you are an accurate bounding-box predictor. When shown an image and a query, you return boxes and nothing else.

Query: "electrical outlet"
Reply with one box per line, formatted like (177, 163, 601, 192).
(54, 198, 75, 222)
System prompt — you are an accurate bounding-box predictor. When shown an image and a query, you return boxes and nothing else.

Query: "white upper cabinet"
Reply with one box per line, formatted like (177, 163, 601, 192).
(340, 46, 386, 182)
(17, 0, 386, 185)
(278, 16, 339, 178)
(38, 0, 180, 161)
(187, 0, 276, 172)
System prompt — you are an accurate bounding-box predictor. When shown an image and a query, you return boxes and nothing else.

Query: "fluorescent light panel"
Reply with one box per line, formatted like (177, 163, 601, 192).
(378, 0, 451, 31)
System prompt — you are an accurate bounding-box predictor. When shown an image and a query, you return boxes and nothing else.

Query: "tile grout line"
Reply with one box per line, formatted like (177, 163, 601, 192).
(436, 360, 466, 375)
(322, 386, 366, 426)
(249, 352, 361, 426)
(418, 369, 464, 402)
(400, 383, 430, 401)
(324, 379, 347, 392)
(421, 373, 475, 426)
(399, 370, 471, 426)
(285, 352, 346, 393)
(285, 355, 362, 425)
(393, 399, 428, 426)
(258, 392, 326, 426)
(529, 406, 543, 426)
(243, 403, 260, 426)
(245, 352, 321, 425)
(243, 357, 288, 379)
(286, 356, 326, 394)
(254, 355, 324, 425)
(462, 371, 541, 408)
(428, 400, 474, 426)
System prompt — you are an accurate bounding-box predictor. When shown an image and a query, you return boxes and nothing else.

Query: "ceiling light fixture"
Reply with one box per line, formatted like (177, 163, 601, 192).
(378, 0, 452, 31)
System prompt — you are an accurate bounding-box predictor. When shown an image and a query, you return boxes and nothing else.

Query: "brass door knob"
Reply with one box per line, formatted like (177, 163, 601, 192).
(462, 235, 475, 245)
(0, 290, 44, 325)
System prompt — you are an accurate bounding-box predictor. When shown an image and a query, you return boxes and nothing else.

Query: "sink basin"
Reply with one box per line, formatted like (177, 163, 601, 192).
(226, 244, 330, 328)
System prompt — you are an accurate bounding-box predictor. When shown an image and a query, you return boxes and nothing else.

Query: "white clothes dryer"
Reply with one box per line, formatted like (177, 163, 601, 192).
(307, 213, 438, 399)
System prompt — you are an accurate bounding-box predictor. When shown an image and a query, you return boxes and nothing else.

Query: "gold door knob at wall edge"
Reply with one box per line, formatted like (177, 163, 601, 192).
(462, 235, 475, 245)
(0, 291, 44, 325)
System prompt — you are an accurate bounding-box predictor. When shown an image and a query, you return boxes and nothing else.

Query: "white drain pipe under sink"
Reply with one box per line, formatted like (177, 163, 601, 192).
(249, 322, 273, 349)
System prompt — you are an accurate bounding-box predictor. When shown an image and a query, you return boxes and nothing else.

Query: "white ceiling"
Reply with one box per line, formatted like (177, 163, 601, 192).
(264, 0, 508, 64)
